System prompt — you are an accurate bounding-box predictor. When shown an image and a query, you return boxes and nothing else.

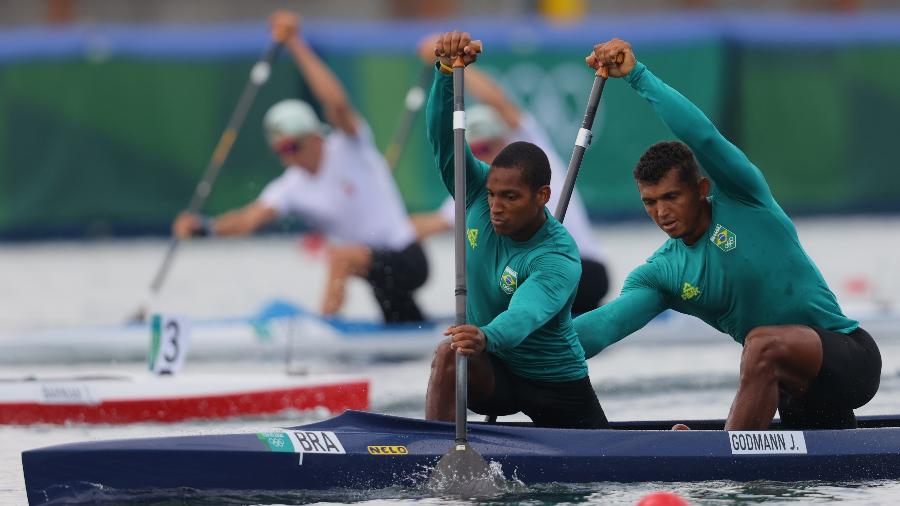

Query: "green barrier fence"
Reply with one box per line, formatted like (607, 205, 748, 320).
(1, 34, 899, 238)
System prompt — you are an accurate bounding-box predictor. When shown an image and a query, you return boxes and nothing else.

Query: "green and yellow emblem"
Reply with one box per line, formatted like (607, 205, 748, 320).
(710, 224, 737, 252)
(467, 228, 478, 249)
(681, 282, 701, 301)
(499, 266, 518, 295)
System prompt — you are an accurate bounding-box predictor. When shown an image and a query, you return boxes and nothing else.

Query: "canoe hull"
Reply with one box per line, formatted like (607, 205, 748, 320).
(22, 411, 900, 504)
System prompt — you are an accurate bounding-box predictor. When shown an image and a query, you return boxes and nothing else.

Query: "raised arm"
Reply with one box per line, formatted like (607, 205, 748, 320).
(464, 66, 521, 130)
(418, 33, 520, 130)
(589, 39, 772, 206)
(424, 31, 489, 204)
(573, 263, 668, 357)
(272, 10, 358, 136)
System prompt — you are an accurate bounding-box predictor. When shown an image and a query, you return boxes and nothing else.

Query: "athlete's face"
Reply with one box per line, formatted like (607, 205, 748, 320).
(486, 166, 549, 242)
(637, 168, 710, 244)
(272, 134, 324, 174)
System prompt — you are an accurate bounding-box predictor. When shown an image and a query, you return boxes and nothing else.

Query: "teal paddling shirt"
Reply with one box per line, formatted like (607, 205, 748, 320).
(426, 68, 588, 382)
(575, 62, 859, 358)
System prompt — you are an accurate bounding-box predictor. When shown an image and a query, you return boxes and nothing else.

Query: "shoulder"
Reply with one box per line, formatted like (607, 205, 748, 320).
(623, 240, 675, 288)
(258, 167, 304, 210)
(546, 215, 579, 249)
(327, 119, 376, 149)
(530, 218, 580, 267)
(648, 238, 678, 260)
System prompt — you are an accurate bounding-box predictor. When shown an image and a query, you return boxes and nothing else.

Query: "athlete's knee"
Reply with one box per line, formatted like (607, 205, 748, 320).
(430, 339, 456, 381)
(741, 327, 789, 380)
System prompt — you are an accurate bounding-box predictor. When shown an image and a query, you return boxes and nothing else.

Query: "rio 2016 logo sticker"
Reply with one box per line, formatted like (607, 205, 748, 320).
(367, 445, 408, 455)
(499, 266, 518, 295)
(728, 431, 807, 454)
(711, 224, 737, 252)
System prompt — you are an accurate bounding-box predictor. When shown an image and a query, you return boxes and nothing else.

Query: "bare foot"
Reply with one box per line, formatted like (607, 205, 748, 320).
(671, 423, 691, 431)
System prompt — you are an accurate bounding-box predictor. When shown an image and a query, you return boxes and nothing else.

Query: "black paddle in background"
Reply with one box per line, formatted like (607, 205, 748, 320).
(425, 39, 499, 497)
(554, 53, 622, 222)
(128, 42, 284, 323)
(384, 64, 433, 171)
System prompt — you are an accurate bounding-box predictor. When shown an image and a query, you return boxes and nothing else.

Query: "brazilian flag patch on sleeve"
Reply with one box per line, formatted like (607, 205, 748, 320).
(500, 265, 518, 294)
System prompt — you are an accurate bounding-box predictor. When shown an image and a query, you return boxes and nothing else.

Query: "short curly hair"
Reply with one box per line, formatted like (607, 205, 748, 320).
(633, 141, 701, 186)
(491, 141, 551, 193)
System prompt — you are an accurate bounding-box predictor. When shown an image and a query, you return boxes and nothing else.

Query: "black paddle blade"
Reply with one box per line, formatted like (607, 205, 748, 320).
(426, 443, 501, 497)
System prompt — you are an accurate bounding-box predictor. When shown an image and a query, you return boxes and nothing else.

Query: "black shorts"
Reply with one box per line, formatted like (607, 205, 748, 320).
(366, 241, 428, 323)
(468, 353, 609, 429)
(778, 326, 881, 429)
(572, 258, 610, 315)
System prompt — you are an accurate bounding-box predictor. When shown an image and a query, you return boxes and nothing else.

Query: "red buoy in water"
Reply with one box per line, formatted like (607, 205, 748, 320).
(636, 491, 689, 506)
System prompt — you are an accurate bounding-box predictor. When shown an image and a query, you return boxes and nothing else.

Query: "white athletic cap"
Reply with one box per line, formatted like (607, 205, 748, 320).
(466, 104, 508, 143)
(263, 99, 324, 144)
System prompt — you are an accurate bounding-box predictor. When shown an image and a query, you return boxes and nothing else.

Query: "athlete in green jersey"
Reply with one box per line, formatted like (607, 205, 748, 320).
(423, 32, 607, 429)
(578, 39, 881, 430)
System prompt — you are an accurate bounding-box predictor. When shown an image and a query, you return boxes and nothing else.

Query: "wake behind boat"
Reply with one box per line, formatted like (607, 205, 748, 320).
(22, 410, 900, 504)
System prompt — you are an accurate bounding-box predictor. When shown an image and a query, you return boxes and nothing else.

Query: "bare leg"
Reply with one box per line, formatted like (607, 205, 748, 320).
(425, 339, 495, 421)
(726, 325, 823, 430)
(320, 244, 372, 315)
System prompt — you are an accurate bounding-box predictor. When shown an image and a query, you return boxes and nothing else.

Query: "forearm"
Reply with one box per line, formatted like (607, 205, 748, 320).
(286, 38, 357, 135)
(211, 204, 276, 236)
(482, 261, 578, 352)
(465, 67, 520, 129)
(410, 212, 451, 240)
(481, 306, 546, 352)
(626, 63, 721, 150)
(574, 288, 665, 358)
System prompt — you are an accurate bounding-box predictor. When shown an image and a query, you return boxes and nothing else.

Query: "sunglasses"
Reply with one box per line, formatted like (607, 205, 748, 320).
(470, 140, 493, 158)
(273, 139, 303, 156)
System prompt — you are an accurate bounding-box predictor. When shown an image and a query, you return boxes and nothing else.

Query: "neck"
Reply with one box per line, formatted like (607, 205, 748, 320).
(682, 200, 712, 245)
(511, 209, 547, 242)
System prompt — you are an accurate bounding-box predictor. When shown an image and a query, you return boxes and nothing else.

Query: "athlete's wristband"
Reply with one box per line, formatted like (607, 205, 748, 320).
(194, 215, 216, 237)
(437, 61, 453, 75)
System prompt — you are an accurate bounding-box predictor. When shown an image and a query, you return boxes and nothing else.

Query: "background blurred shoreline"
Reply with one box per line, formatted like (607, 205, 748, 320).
(2, 216, 897, 333)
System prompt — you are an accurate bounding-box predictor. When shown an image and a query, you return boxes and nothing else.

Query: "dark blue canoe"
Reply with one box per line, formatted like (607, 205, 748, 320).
(22, 410, 900, 504)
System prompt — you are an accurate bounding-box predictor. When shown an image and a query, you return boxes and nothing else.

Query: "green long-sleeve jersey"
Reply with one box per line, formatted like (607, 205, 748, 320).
(426, 68, 588, 382)
(575, 62, 858, 358)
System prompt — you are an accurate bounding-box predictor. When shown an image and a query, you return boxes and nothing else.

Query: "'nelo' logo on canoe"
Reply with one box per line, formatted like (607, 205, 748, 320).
(368, 445, 409, 455)
(710, 224, 737, 252)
